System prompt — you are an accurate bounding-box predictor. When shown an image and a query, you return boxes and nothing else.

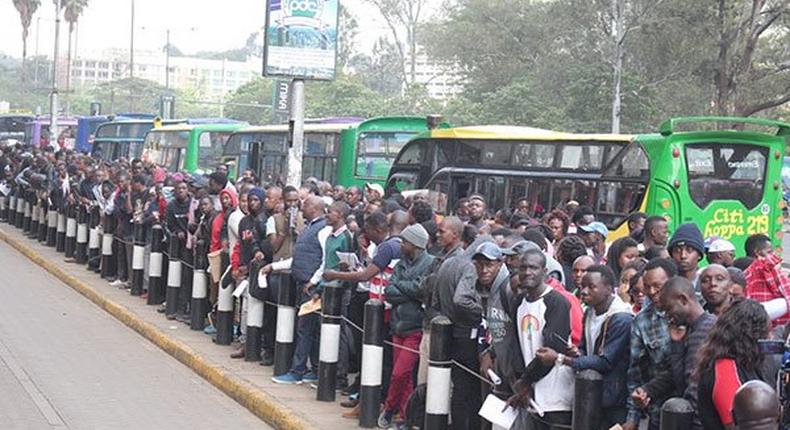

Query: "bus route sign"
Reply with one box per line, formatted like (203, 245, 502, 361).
(263, 0, 339, 80)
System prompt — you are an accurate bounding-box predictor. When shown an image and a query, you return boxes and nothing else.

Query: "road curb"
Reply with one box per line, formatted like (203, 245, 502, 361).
(0, 227, 311, 430)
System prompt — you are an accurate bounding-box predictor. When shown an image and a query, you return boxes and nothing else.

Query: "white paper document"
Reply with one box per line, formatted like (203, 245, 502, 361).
(478, 394, 518, 430)
(336, 252, 361, 269)
(232, 280, 248, 298)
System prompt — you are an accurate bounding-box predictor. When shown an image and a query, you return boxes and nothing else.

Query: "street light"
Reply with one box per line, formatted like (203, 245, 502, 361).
(139, 26, 195, 89)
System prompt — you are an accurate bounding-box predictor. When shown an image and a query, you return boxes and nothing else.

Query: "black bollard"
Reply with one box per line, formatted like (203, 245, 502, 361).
(359, 299, 385, 428)
(165, 234, 183, 318)
(245, 261, 264, 362)
(572, 369, 604, 430)
(0, 193, 5, 222)
(55, 207, 66, 252)
(75, 205, 89, 264)
(28, 198, 38, 237)
(190, 241, 208, 330)
(22, 192, 32, 233)
(46, 204, 57, 246)
(64, 204, 77, 258)
(147, 225, 165, 305)
(5, 194, 13, 224)
(273, 273, 297, 375)
(130, 222, 145, 296)
(317, 284, 343, 402)
(37, 202, 47, 242)
(100, 216, 117, 279)
(15, 192, 24, 228)
(87, 206, 101, 271)
(215, 263, 235, 345)
(425, 315, 453, 430)
(660, 397, 694, 430)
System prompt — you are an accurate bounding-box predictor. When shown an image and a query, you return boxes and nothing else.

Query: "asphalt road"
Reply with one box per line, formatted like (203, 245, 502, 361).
(0, 240, 269, 430)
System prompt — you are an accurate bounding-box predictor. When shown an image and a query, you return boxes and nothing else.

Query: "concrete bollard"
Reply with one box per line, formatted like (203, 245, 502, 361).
(359, 299, 385, 428)
(5, 194, 14, 224)
(274, 273, 297, 376)
(87, 207, 101, 271)
(190, 240, 209, 330)
(130, 222, 145, 296)
(0, 194, 5, 222)
(572, 369, 604, 430)
(317, 284, 343, 402)
(56, 207, 67, 252)
(215, 263, 235, 345)
(660, 397, 694, 430)
(165, 234, 183, 318)
(245, 261, 264, 362)
(22, 193, 32, 233)
(100, 216, 117, 279)
(425, 316, 453, 430)
(147, 225, 165, 305)
(46, 203, 58, 246)
(75, 205, 89, 264)
(64, 204, 77, 258)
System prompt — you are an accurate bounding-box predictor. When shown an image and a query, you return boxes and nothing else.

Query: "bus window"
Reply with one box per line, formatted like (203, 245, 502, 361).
(159, 147, 184, 172)
(560, 144, 604, 170)
(685, 143, 767, 210)
(606, 143, 649, 178)
(198, 131, 232, 171)
(514, 143, 555, 168)
(356, 132, 415, 177)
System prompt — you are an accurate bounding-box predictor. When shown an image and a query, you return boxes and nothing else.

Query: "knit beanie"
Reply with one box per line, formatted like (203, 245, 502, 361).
(668, 223, 705, 256)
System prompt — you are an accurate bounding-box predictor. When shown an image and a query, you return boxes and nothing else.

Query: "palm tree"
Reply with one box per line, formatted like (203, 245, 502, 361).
(13, 0, 42, 107)
(63, 0, 88, 113)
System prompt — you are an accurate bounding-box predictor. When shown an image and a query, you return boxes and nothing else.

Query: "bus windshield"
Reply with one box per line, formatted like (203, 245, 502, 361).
(685, 143, 768, 210)
(96, 122, 151, 140)
(356, 131, 417, 177)
(198, 131, 234, 172)
(144, 130, 190, 171)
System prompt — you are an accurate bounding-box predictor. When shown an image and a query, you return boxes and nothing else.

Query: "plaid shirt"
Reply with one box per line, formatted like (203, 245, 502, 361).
(625, 303, 670, 424)
(745, 252, 790, 327)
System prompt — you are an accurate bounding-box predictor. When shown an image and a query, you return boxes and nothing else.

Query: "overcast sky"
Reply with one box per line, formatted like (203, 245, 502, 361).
(0, 0, 408, 60)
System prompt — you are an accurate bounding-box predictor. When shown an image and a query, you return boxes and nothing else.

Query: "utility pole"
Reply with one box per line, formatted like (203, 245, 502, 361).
(50, 0, 63, 147)
(130, 0, 135, 79)
(34, 17, 41, 85)
(286, 80, 305, 186)
(219, 58, 226, 117)
(165, 29, 171, 89)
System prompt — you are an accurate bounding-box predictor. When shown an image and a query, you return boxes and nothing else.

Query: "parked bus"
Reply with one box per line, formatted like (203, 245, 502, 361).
(24, 117, 78, 149)
(143, 122, 248, 174)
(387, 117, 789, 254)
(0, 114, 34, 142)
(222, 116, 445, 185)
(75, 115, 112, 153)
(92, 118, 181, 162)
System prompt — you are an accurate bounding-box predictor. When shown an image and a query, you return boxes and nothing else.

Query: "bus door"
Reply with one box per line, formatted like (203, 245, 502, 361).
(248, 134, 287, 184)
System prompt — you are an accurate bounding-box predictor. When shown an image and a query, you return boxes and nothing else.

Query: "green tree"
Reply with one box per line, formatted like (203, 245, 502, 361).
(13, 0, 41, 107)
(223, 77, 274, 125)
(348, 37, 403, 96)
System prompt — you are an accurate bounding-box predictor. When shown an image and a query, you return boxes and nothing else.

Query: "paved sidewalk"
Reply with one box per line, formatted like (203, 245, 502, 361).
(0, 225, 355, 430)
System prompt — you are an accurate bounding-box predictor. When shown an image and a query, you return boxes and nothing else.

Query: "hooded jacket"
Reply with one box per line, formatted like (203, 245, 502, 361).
(571, 295, 633, 409)
(211, 189, 237, 252)
(386, 249, 435, 336)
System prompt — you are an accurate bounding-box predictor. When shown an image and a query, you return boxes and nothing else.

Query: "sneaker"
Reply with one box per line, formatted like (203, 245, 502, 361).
(378, 409, 394, 429)
(203, 325, 217, 335)
(229, 347, 245, 359)
(302, 371, 319, 383)
(272, 372, 303, 385)
(109, 279, 124, 287)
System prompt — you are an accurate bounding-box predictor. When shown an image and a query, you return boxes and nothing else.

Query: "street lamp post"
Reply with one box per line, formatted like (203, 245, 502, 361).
(50, 0, 63, 146)
(130, 0, 135, 79)
(165, 29, 171, 89)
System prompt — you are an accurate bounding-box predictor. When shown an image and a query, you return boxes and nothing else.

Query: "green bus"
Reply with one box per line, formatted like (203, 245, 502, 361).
(92, 119, 184, 162)
(222, 116, 445, 186)
(386, 117, 789, 255)
(143, 122, 248, 174)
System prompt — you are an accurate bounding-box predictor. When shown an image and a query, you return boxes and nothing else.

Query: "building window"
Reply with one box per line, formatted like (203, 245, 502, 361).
(98, 61, 109, 69)
(99, 71, 108, 78)
(85, 70, 95, 77)
(85, 61, 96, 68)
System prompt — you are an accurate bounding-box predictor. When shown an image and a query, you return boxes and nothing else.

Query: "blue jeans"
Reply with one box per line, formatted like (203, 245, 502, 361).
(290, 291, 320, 375)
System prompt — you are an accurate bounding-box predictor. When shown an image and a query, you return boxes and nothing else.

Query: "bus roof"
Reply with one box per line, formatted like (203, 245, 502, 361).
(422, 125, 635, 142)
(150, 123, 248, 133)
(231, 122, 357, 134)
(26, 117, 79, 126)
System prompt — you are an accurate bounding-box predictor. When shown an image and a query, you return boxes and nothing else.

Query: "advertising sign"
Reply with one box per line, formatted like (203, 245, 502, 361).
(263, 0, 339, 80)
(273, 79, 291, 113)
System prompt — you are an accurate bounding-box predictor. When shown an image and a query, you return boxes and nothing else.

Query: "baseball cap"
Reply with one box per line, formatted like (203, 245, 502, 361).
(399, 224, 429, 249)
(501, 239, 540, 256)
(708, 239, 735, 253)
(366, 183, 384, 197)
(578, 221, 608, 239)
(473, 242, 503, 261)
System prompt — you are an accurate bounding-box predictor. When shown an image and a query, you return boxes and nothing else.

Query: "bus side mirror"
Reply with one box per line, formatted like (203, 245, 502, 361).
(427, 114, 443, 130)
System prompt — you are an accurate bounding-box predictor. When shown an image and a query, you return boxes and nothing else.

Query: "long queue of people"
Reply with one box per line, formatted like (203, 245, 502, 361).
(0, 142, 786, 430)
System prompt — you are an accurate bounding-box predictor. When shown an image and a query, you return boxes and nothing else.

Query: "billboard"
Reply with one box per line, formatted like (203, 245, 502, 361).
(263, 0, 339, 80)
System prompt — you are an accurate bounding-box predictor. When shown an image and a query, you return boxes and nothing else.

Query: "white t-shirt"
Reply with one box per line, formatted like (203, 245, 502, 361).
(586, 312, 608, 356)
(517, 290, 575, 412)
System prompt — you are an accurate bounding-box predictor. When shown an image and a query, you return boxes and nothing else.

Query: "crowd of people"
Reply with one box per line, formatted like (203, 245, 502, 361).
(1, 142, 788, 430)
